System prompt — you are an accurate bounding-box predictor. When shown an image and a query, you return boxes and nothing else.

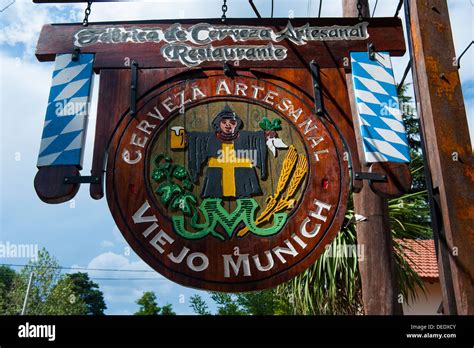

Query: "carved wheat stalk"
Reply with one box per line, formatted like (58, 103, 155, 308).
(274, 145, 297, 196)
(255, 146, 297, 221)
(274, 154, 308, 212)
(237, 146, 297, 237)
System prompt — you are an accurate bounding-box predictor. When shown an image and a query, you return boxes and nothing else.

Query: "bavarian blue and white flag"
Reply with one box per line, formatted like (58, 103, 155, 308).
(351, 51, 410, 163)
(37, 53, 94, 167)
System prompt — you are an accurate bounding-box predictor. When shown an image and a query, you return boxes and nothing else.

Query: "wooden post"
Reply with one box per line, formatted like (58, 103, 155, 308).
(407, 0, 474, 315)
(343, 0, 402, 315)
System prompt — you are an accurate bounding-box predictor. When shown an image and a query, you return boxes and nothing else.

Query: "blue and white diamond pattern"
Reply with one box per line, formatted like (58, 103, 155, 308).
(37, 53, 94, 167)
(351, 51, 410, 163)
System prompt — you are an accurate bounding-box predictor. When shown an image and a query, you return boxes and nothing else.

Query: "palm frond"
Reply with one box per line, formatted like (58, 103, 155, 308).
(276, 189, 432, 314)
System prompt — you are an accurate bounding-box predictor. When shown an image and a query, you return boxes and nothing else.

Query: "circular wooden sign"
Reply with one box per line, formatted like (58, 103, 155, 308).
(106, 72, 349, 291)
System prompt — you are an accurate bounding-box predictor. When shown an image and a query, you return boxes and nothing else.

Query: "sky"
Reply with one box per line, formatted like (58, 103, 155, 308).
(0, 0, 473, 315)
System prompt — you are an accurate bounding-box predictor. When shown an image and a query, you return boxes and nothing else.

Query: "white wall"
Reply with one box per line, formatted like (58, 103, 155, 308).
(403, 281, 442, 315)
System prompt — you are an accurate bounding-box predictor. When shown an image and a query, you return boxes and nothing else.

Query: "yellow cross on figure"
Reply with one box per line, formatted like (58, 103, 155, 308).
(208, 143, 253, 197)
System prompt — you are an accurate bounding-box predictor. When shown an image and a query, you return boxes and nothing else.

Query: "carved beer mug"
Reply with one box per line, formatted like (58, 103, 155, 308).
(170, 126, 185, 149)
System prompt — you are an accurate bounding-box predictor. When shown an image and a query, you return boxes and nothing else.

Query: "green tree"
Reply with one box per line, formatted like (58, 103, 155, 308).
(236, 291, 276, 315)
(135, 291, 160, 315)
(160, 303, 176, 315)
(135, 291, 175, 315)
(398, 83, 426, 192)
(0, 266, 18, 313)
(64, 272, 107, 315)
(3, 249, 88, 315)
(398, 84, 421, 152)
(42, 276, 87, 315)
(211, 293, 244, 315)
(189, 294, 211, 315)
(190, 291, 282, 315)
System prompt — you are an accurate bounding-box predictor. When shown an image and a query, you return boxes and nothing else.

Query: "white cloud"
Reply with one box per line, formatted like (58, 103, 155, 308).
(0, 52, 51, 207)
(0, 2, 81, 58)
(86, 251, 145, 270)
(71, 251, 177, 314)
(100, 240, 115, 248)
(0, 51, 98, 214)
(0, 50, 99, 227)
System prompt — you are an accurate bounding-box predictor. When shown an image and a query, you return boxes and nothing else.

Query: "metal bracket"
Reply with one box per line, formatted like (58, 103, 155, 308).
(248, 0, 262, 18)
(309, 60, 324, 117)
(223, 61, 233, 77)
(64, 176, 101, 184)
(456, 40, 473, 70)
(71, 47, 80, 61)
(130, 60, 139, 117)
(368, 42, 376, 60)
(354, 172, 387, 182)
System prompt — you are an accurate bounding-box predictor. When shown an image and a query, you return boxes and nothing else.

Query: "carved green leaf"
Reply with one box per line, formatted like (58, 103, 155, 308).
(156, 182, 182, 204)
(159, 162, 172, 171)
(154, 154, 165, 166)
(155, 154, 171, 165)
(182, 179, 192, 190)
(171, 192, 197, 215)
(173, 165, 188, 179)
(271, 118, 282, 130)
(259, 117, 282, 131)
(259, 117, 272, 130)
(155, 155, 172, 172)
(152, 168, 167, 182)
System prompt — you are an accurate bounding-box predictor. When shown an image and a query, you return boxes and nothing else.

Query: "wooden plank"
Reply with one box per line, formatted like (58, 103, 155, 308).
(34, 165, 80, 204)
(343, 0, 402, 315)
(35, 18, 405, 69)
(408, 0, 474, 315)
(346, 72, 402, 314)
(90, 67, 188, 199)
(90, 69, 129, 199)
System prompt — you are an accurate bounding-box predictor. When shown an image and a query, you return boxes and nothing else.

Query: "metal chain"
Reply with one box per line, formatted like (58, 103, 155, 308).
(356, 0, 363, 21)
(82, 1, 93, 27)
(221, 0, 228, 23)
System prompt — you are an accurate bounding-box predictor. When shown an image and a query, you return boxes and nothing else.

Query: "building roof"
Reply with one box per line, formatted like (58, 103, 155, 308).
(397, 239, 439, 282)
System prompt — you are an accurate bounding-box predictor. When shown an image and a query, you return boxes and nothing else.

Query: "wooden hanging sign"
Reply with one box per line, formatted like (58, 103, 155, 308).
(33, 17, 408, 291)
(106, 73, 349, 291)
(36, 18, 405, 69)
